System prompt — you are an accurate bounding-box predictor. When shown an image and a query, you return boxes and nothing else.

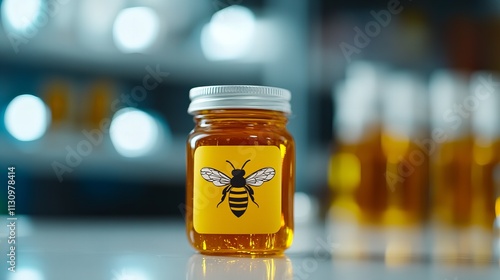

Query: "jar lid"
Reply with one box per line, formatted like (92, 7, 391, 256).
(188, 85, 292, 115)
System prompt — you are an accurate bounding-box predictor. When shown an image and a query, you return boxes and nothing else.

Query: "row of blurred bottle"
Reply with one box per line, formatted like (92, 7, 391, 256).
(44, 79, 117, 131)
(328, 62, 500, 263)
(1, 79, 171, 158)
(1, 79, 118, 139)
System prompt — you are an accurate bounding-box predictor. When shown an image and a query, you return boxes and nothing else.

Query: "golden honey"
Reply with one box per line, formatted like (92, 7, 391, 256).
(432, 137, 474, 226)
(186, 86, 294, 255)
(429, 71, 499, 262)
(381, 133, 429, 226)
(329, 129, 387, 224)
(471, 138, 498, 228)
(329, 70, 429, 226)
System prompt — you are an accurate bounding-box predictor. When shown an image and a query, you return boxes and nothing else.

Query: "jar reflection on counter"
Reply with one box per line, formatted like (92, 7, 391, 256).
(186, 254, 293, 280)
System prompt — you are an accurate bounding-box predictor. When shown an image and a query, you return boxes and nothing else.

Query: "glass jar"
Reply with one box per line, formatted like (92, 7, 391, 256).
(186, 85, 295, 255)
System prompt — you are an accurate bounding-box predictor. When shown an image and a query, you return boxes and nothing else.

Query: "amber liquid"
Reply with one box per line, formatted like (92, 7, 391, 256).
(432, 137, 474, 226)
(330, 130, 428, 222)
(45, 81, 70, 127)
(470, 138, 499, 262)
(470, 138, 498, 228)
(432, 136, 498, 262)
(186, 109, 295, 255)
(328, 129, 428, 260)
(88, 81, 113, 128)
(329, 128, 388, 224)
(381, 133, 429, 226)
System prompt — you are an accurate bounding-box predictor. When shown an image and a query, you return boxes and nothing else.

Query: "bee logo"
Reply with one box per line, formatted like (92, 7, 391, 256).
(201, 160, 275, 218)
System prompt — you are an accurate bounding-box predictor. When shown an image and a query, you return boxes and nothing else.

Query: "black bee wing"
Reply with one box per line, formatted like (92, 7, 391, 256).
(245, 167, 275, 187)
(200, 168, 231, 186)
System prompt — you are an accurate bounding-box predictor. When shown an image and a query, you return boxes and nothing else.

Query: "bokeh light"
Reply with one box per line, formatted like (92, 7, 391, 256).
(294, 192, 318, 223)
(112, 7, 160, 53)
(4, 94, 50, 141)
(201, 5, 256, 60)
(7, 267, 44, 280)
(112, 268, 149, 280)
(110, 108, 159, 157)
(1, 0, 43, 33)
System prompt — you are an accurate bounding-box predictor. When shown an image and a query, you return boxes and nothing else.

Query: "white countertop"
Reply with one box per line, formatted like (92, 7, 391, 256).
(0, 216, 499, 280)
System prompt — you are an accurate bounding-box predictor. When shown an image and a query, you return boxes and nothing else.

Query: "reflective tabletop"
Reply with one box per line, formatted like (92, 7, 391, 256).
(1, 216, 499, 280)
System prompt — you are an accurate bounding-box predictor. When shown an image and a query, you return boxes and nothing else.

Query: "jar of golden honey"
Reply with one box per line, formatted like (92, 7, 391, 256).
(186, 85, 295, 255)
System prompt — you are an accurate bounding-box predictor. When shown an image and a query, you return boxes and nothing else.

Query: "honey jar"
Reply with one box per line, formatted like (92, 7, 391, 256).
(186, 85, 295, 255)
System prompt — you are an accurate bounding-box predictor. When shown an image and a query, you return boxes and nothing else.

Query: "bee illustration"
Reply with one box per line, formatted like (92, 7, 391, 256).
(200, 160, 275, 218)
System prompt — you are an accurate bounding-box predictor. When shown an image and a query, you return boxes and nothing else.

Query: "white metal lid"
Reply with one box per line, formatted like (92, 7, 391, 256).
(188, 85, 292, 115)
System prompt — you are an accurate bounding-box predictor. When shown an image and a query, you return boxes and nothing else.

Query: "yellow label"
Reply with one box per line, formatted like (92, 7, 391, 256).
(193, 146, 282, 234)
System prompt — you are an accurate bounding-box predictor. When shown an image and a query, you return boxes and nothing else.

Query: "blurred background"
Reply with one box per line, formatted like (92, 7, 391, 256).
(0, 0, 499, 265)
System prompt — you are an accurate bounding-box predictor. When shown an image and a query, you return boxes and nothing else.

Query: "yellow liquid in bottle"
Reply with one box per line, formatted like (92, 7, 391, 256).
(470, 138, 498, 228)
(382, 133, 429, 226)
(432, 137, 474, 226)
(329, 129, 387, 224)
(432, 136, 497, 262)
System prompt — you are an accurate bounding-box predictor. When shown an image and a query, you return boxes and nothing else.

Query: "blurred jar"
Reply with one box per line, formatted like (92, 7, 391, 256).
(429, 70, 498, 263)
(84, 80, 116, 129)
(44, 79, 72, 130)
(328, 62, 386, 225)
(470, 72, 500, 263)
(329, 66, 431, 260)
(429, 70, 472, 228)
(327, 62, 391, 259)
(381, 72, 429, 226)
(470, 72, 499, 229)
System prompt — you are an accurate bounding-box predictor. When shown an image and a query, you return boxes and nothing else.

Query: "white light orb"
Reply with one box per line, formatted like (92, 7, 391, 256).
(1, 0, 43, 33)
(110, 108, 159, 157)
(112, 7, 160, 53)
(201, 5, 256, 60)
(294, 192, 314, 223)
(8, 268, 44, 280)
(4, 94, 50, 141)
